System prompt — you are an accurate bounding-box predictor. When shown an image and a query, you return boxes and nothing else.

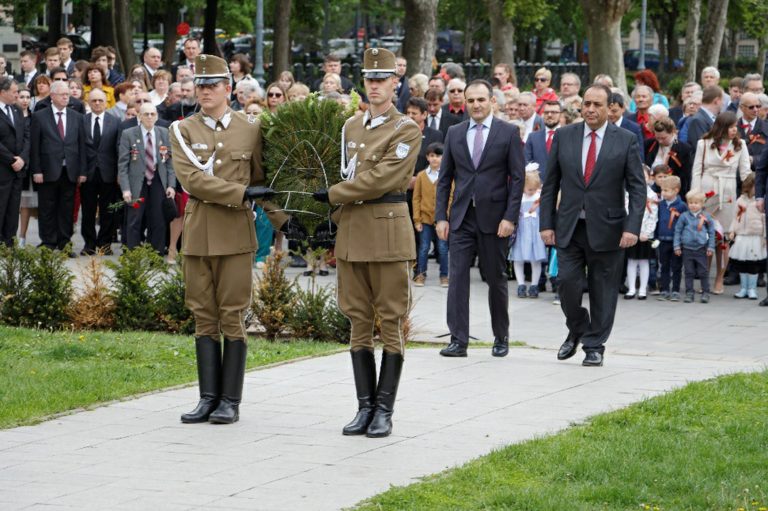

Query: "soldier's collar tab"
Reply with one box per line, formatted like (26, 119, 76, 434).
(201, 109, 233, 130)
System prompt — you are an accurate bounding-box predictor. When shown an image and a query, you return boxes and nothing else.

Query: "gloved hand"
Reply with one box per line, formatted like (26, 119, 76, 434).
(244, 186, 276, 201)
(312, 188, 329, 204)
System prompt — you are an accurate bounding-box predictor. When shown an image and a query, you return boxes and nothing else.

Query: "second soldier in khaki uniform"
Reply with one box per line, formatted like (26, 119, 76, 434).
(313, 48, 421, 438)
(173, 54, 281, 425)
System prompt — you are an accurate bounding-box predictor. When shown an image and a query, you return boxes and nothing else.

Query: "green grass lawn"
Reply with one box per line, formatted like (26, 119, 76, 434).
(354, 371, 768, 511)
(0, 326, 343, 429)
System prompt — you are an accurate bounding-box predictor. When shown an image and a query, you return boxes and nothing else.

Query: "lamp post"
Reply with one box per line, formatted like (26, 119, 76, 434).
(254, 0, 265, 86)
(638, 0, 647, 70)
(143, 0, 149, 52)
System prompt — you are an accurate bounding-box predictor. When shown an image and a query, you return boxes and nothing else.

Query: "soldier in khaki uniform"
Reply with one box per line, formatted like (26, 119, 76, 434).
(173, 55, 282, 425)
(313, 48, 421, 438)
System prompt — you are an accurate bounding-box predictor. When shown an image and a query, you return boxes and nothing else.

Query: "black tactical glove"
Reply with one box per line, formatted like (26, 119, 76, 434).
(244, 186, 276, 201)
(312, 188, 330, 204)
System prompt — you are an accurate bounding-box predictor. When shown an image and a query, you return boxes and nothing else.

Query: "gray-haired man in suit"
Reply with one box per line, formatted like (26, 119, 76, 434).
(435, 79, 525, 358)
(118, 101, 175, 254)
(540, 84, 646, 367)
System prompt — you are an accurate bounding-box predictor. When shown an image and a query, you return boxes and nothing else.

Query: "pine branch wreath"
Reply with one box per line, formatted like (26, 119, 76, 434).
(261, 93, 359, 235)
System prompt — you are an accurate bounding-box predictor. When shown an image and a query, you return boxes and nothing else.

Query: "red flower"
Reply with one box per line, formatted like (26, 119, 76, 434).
(138, 197, 145, 203)
(705, 191, 715, 198)
(131, 202, 140, 209)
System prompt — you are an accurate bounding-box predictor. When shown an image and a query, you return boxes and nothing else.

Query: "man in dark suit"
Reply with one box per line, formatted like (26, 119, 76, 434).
(443, 78, 469, 121)
(406, 97, 443, 175)
(540, 84, 646, 367)
(756, 136, 768, 306)
(33, 68, 86, 114)
(56, 37, 76, 76)
(607, 93, 644, 159)
(30, 80, 87, 253)
(686, 86, 723, 148)
(171, 38, 201, 79)
(524, 100, 561, 181)
(0, 78, 30, 246)
(738, 92, 768, 172)
(435, 79, 525, 358)
(517, 91, 545, 143)
(311, 53, 357, 94)
(425, 89, 460, 139)
(14, 51, 39, 89)
(394, 56, 410, 114)
(81, 88, 120, 255)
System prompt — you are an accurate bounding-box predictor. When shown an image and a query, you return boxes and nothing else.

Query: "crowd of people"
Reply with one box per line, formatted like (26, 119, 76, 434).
(0, 38, 766, 306)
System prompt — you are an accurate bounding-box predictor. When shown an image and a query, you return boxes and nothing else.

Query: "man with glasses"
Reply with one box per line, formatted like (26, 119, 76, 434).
(29, 80, 87, 254)
(81, 88, 120, 255)
(738, 92, 768, 171)
(559, 72, 581, 101)
(173, 54, 285, 425)
(669, 82, 701, 125)
(117, 102, 175, 253)
(33, 68, 86, 114)
(525, 100, 561, 181)
(443, 78, 468, 120)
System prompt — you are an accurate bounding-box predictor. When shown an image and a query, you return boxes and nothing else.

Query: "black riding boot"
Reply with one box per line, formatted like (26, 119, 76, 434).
(180, 336, 222, 423)
(366, 351, 404, 438)
(209, 339, 247, 424)
(342, 348, 377, 435)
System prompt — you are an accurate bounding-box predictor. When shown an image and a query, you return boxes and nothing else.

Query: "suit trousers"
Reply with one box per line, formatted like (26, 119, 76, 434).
(80, 172, 118, 252)
(0, 175, 22, 246)
(184, 252, 253, 340)
(37, 172, 76, 250)
(447, 205, 509, 346)
(336, 259, 411, 355)
(557, 219, 624, 353)
(125, 178, 166, 254)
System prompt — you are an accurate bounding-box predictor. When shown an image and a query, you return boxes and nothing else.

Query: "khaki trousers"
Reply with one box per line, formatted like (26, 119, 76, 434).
(184, 252, 253, 340)
(336, 259, 411, 354)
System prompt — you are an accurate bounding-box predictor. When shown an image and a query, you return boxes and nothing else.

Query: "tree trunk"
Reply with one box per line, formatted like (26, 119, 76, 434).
(580, 0, 632, 93)
(486, 0, 515, 69)
(654, 22, 667, 74)
(698, 0, 729, 70)
(684, 0, 701, 82)
(112, 0, 136, 73)
(667, 19, 679, 63)
(46, 0, 63, 46)
(728, 28, 737, 73)
(162, 3, 181, 68)
(203, 0, 222, 57)
(402, 0, 438, 76)
(91, 0, 116, 49)
(273, 0, 292, 74)
(463, 8, 473, 61)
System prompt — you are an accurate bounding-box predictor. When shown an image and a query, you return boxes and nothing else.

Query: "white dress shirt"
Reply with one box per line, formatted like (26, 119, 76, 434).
(428, 109, 442, 131)
(140, 125, 156, 164)
(466, 114, 493, 155)
(581, 121, 608, 174)
(426, 167, 440, 184)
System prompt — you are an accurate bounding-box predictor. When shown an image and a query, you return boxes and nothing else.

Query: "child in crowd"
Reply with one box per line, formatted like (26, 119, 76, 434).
(728, 174, 767, 299)
(625, 165, 658, 300)
(413, 142, 450, 287)
(655, 175, 687, 301)
(510, 170, 547, 298)
(650, 163, 673, 195)
(674, 190, 716, 303)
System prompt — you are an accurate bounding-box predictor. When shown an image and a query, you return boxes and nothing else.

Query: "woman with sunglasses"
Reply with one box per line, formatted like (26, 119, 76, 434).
(265, 83, 287, 113)
(532, 67, 558, 115)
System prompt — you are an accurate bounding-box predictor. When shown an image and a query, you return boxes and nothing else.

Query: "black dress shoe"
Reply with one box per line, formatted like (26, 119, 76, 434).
(760, 297, 768, 306)
(318, 270, 329, 276)
(491, 336, 509, 357)
(439, 342, 467, 357)
(557, 333, 580, 360)
(582, 351, 604, 366)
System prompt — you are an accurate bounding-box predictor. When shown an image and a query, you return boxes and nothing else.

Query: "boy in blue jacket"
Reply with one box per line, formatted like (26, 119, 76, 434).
(674, 190, 716, 303)
(656, 175, 687, 301)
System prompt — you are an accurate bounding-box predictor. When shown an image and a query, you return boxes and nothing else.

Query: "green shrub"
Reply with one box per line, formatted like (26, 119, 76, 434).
(0, 245, 73, 329)
(289, 278, 333, 340)
(252, 251, 296, 339)
(156, 257, 194, 335)
(106, 244, 165, 331)
(324, 294, 351, 343)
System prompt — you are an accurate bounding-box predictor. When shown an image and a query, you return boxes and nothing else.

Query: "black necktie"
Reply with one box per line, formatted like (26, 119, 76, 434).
(93, 116, 101, 147)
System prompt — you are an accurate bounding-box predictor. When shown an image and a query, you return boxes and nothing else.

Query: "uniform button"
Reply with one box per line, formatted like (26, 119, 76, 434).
(197, 156, 202, 161)
(357, 162, 361, 166)
(366, 126, 371, 130)
(372, 155, 377, 160)
(388, 211, 393, 217)
(216, 127, 222, 132)
(216, 159, 222, 165)
(360, 143, 365, 148)
(217, 142, 223, 148)
(242, 154, 247, 158)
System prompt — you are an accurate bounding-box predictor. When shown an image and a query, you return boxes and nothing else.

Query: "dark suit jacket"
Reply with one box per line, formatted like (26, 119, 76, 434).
(436, 117, 525, 234)
(756, 143, 768, 202)
(0, 104, 30, 182)
(85, 113, 120, 183)
(738, 118, 768, 171)
(429, 110, 461, 139)
(395, 75, 410, 114)
(669, 105, 683, 125)
(14, 70, 39, 89)
(63, 60, 75, 76)
(540, 122, 646, 252)
(442, 103, 468, 121)
(644, 138, 693, 195)
(414, 126, 443, 175)
(162, 102, 200, 122)
(29, 107, 87, 183)
(685, 108, 715, 148)
(617, 117, 644, 159)
(33, 96, 86, 115)
(524, 128, 551, 180)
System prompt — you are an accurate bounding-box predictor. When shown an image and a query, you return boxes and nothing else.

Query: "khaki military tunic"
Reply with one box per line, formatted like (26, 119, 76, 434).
(172, 109, 271, 340)
(329, 105, 421, 354)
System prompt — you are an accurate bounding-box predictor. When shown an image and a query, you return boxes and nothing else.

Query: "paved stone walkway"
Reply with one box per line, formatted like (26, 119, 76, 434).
(2, 225, 766, 509)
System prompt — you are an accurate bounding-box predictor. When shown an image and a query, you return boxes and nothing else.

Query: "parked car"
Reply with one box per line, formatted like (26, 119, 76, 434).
(624, 49, 683, 71)
(436, 30, 464, 60)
